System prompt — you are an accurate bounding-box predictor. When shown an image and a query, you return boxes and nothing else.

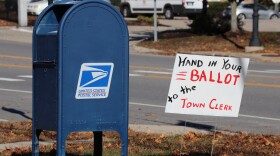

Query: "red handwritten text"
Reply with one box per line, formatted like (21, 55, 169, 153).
(209, 98, 232, 111)
(181, 98, 233, 111)
(190, 69, 240, 85)
(181, 98, 205, 109)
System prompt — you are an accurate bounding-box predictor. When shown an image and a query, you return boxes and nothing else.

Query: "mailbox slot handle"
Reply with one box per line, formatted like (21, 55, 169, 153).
(33, 61, 56, 68)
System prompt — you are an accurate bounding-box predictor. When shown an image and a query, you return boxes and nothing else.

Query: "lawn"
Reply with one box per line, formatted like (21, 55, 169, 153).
(138, 30, 280, 55)
(0, 121, 279, 155)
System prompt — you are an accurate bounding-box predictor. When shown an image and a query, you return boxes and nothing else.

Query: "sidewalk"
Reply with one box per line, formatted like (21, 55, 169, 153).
(243, 19, 280, 32)
(0, 27, 32, 44)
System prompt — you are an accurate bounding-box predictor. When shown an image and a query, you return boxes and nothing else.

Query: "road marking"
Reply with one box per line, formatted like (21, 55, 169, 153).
(0, 119, 8, 122)
(129, 74, 142, 77)
(134, 70, 172, 75)
(239, 114, 280, 121)
(0, 77, 25, 82)
(0, 88, 31, 94)
(245, 82, 280, 89)
(248, 69, 280, 74)
(130, 102, 280, 121)
(266, 70, 280, 72)
(0, 54, 31, 60)
(140, 75, 170, 79)
(0, 86, 279, 122)
(130, 102, 165, 108)
(0, 61, 279, 88)
(130, 66, 171, 71)
(0, 54, 279, 75)
(18, 75, 32, 78)
(0, 63, 31, 69)
(248, 74, 280, 79)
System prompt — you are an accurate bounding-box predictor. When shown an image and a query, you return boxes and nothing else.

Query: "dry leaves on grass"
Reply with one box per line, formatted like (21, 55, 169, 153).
(138, 31, 280, 55)
(0, 121, 279, 155)
(0, 19, 17, 26)
(0, 16, 38, 26)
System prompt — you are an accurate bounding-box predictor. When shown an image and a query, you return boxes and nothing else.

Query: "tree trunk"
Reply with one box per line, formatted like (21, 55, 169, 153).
(48, 0, 53, 5)
(231, 1, 237, 32)
(275, 2, 279, 11)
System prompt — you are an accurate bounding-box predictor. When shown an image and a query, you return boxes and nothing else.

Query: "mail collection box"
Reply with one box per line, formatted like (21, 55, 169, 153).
(32, 1, 129, 155)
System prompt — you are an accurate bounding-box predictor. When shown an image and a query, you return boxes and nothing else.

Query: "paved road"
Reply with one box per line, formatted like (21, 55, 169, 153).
(0, 38, 280, 134)
(0, 40, 32, 121)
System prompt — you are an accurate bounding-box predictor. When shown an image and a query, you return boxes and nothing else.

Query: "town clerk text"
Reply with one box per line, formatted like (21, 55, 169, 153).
(181, 98, 233, 111)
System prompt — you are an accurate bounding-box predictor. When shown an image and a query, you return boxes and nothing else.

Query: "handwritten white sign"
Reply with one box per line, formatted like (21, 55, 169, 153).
(165, 54, 250, 117)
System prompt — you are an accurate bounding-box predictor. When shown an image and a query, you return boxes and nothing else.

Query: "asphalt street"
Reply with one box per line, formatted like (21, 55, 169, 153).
(0, 36, 280, 134)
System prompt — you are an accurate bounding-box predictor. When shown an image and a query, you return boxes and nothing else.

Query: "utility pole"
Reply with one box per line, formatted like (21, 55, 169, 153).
(18, 0, 27, 27)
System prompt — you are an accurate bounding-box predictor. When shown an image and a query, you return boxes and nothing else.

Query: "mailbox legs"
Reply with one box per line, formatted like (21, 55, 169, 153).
(94, 131, 103, 156)
(32, 129, 42, 156)
(57, 131, 67, 156)
(119, 128, 128, 156)
(121, 135, 128, 156)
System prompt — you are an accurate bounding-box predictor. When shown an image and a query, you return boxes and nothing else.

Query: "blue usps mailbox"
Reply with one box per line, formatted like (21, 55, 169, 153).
(32, 0, 129, 155)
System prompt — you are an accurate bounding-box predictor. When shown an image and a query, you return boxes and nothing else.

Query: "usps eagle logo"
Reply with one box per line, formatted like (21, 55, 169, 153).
(75, 63, 114, 99)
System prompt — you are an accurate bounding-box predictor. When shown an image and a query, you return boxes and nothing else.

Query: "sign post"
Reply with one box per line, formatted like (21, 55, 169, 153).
(154, 0, 157, 42)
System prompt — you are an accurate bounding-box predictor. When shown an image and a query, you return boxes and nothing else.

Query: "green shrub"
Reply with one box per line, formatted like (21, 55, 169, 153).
(110, 0, 121, 7)
(259, 0, 275, 9)
(189, 14, 231, 35)
(189, 2, 232, 35)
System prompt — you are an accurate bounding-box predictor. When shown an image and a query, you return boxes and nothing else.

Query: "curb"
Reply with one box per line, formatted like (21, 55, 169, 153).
(0, 141, 52, 150)
(132, 44, 280, 63)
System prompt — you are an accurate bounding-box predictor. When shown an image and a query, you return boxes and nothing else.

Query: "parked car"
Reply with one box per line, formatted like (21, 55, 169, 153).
(27, 0, 48, 15)
(27, 0, 110, 15)
(120, 0, 203, 19)
(223, 3, 280, 20)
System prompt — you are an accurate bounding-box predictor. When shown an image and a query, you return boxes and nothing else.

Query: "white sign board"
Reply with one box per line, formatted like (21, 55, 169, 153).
(272, 0, 280, 4)
(165, 54, 249, 117)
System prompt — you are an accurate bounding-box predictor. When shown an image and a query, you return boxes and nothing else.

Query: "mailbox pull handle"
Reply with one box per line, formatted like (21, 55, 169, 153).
(33, 61, 56, 68)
